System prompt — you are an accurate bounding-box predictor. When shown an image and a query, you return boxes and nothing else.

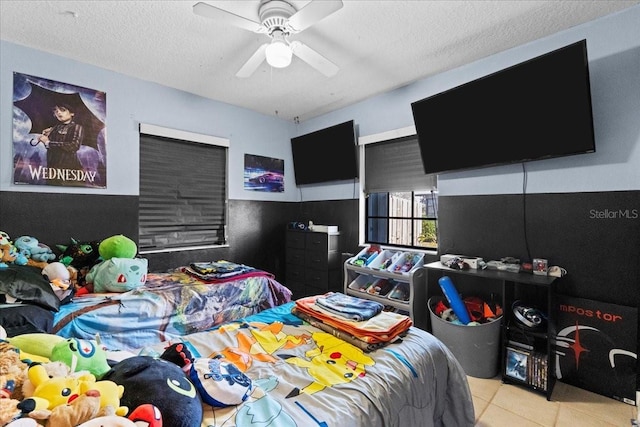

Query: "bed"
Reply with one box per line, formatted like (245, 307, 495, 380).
(51, 268, 293, 352)
(143, 301, 476, 427)
(0, 264, 292, 352)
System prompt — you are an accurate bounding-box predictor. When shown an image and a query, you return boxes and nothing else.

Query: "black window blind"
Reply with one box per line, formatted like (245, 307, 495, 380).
(364, 135, 436, 193)
(139, 133, 227, 251)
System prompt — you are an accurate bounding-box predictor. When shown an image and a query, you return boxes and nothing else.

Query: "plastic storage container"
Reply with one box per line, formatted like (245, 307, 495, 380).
(366, 278, 395, 297)
(349, 245, 382, 267)
(368, 250, 401, 271)
(348, 274, 376, 292)
(428, 296, 502, 378)
(388, 252, 425, 275)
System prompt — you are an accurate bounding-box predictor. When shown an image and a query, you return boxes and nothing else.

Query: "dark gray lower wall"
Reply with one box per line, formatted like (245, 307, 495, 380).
(3, 190, 636, 305)
(0, 192, 360, 285)
(438, 190, 639, 306)
(0, 191, 139, 244)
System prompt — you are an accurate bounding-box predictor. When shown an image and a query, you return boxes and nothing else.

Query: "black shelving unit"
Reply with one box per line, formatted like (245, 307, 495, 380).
(425, 261, 559, 400)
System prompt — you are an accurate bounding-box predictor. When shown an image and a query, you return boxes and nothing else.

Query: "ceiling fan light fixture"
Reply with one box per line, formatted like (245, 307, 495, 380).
(265, 38, 292, 68)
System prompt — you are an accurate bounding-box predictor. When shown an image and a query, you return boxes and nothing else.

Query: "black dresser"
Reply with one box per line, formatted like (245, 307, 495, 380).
(285, 229, 341, 298)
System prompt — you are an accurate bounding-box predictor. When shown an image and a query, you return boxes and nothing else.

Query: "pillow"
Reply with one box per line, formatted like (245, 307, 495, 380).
(189, 357, 253, 407)
(0, 264, 60, 311)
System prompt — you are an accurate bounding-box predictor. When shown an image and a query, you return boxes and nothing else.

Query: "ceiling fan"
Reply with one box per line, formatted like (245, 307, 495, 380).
(193, 0, 343, 78)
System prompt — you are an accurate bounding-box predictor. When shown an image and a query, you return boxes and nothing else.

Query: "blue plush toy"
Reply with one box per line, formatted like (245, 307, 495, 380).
(86, 258, 148, 293)
(13, 235, 56, 263)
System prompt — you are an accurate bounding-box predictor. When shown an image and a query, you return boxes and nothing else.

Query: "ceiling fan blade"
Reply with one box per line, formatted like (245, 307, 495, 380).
(193, 2, 264, 33)
(236, 44, 268, 78)
(290, 41, 339, 77)
(288, 0, 343, 33)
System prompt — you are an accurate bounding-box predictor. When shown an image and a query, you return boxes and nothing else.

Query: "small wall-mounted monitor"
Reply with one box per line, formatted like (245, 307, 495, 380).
(291, 120, 358, 185)
(411, 39, 596, 175)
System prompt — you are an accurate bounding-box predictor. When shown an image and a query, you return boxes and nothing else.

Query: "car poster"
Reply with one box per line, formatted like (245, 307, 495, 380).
(244, 154, 284, 192)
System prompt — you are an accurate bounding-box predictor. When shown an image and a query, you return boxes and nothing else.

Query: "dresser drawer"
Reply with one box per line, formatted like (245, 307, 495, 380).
(286, 231, 306, 249)
(305, 232, 328, 249)
(286, 262, 306, 281)
(305, 251, 329, 269)
(286, 247, 305, 265)
(305, 268, 329, 289)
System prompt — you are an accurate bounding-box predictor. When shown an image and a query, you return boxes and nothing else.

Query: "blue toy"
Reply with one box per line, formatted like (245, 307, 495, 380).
(438, 276, 471, 325)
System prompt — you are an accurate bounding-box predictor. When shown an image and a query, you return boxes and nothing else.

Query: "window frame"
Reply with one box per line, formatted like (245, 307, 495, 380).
(358, 126, 438, 252)
(365, 190, 438, 250)
(138, 123, 229, 254)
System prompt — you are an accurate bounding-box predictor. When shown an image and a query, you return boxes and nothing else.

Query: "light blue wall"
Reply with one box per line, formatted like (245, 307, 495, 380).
(2, 5, 639, 202)
(296, 5, 640, 199)
(0, 40, 298, 201)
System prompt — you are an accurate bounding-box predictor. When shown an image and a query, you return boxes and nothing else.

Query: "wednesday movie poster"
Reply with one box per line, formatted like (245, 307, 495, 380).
(12, 72, 107, 188)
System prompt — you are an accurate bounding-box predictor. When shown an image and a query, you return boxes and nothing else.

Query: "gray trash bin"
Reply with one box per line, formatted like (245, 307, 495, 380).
(428, 296, 502, 378)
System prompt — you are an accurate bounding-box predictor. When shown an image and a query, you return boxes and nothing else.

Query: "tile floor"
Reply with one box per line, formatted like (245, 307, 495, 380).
(468, 375, 637, 426)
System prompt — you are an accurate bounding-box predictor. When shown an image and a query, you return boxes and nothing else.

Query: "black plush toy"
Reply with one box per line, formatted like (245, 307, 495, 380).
(103, 356, 203, 427)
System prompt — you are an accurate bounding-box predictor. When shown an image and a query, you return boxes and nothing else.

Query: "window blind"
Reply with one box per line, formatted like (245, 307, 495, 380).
(139, 133, 227, 251)
(364, 136, 436, 193)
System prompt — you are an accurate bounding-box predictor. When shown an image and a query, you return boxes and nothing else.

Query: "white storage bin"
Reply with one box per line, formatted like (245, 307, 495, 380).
(348, 274, 376, 292)
(349, 245, 382, 267)
(388, 282, 411, 302)
(388, 252, 425, 275)
(366, 278, 396, 297)
(368, 250, 401, 271)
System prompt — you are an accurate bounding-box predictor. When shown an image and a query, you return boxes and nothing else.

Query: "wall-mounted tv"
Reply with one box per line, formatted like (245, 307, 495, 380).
(411, 39, 596, 175)
(291, 120, 358, 185)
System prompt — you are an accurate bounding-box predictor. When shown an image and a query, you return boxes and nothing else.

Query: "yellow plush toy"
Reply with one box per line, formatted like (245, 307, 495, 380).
(26, 363, 95, 410)
(24, 363, 128, 416)
(21, 361, 71, 399)
(79, 379, 128, 417)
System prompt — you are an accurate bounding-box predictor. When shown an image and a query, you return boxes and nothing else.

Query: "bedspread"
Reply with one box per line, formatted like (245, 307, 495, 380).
(147, 302, 475, 427)
(52, 269, 292, 352)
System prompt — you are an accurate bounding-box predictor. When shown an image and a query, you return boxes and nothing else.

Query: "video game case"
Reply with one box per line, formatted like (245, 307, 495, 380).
(507, 339, 534, 351)
(505, 346, 530, 383)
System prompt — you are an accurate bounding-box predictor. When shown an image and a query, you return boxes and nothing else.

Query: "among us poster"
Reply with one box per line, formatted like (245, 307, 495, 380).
(12, 72, 107, 188)
(555, 294, 637, 405)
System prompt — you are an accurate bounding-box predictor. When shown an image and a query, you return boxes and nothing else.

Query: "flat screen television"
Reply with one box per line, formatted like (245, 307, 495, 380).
(411, 39, 596, 175)
(291, 120, 358, 185)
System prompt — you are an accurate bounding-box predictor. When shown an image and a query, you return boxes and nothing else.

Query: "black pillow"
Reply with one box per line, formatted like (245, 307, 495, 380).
(0, 264, 59, 311)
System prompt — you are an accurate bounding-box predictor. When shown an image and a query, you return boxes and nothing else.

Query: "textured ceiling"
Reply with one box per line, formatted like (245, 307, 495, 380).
(1, 0, 638, 122)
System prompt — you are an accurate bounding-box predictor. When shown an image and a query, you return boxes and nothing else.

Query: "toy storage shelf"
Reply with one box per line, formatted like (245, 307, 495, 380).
(344, 256, 427, 330)
(425, 261, 559, 400)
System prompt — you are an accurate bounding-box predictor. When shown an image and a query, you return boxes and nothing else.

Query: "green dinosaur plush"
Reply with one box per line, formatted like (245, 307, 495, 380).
(98, 235, 137, 260)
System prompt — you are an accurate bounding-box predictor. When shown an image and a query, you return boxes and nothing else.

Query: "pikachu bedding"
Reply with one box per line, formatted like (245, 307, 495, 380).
(146, 302, 475, 427)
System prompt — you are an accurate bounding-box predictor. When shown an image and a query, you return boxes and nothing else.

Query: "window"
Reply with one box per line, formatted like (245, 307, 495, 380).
(363, 133, 438, 250)
(139, 124, 229, 253)
(366, 191, 438, 249)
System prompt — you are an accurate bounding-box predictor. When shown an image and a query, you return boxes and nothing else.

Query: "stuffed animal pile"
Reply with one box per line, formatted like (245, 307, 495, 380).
(0, 232, 148, 298)
(0, 233, 55, 271)
(1, 334, 166, 427)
